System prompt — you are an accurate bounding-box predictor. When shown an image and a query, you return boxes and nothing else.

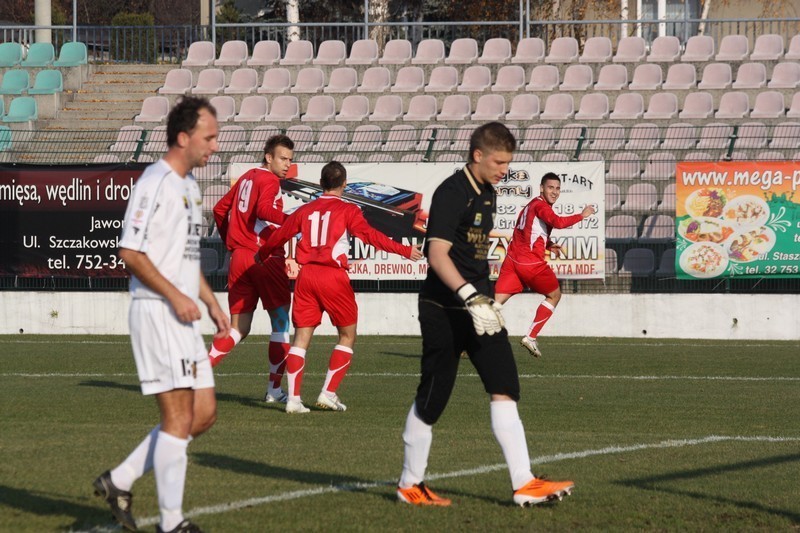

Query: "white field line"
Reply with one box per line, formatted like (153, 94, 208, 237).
(122, 434, 799, 528)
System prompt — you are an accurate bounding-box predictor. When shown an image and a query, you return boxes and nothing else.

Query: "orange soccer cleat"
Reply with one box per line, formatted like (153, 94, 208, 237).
(513, 477, 574, 507)
(397, 482, 452, 506)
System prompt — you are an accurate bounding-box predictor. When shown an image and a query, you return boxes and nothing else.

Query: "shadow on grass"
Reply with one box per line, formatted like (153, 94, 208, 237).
(378, 351, 420, 359)
(0, 484, 111, 531)
(614, 452, 800, 524)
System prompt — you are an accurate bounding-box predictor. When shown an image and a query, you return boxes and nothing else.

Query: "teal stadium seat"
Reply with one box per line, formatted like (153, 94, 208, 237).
(53, 42, 88, 67)
(21, 42, 55, 67)
(28, 70, 63, 94)
(2, 97, 38, 123)
(0, 42, 23, 67)
(0, 70, 30, 95)
(0, 125, 11, 151)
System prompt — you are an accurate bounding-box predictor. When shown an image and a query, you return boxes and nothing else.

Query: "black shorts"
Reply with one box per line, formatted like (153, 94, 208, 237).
(413, 298, 520, 425)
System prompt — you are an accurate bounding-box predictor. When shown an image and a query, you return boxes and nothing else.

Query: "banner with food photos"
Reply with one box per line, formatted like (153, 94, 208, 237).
(675, 161, 800, 279)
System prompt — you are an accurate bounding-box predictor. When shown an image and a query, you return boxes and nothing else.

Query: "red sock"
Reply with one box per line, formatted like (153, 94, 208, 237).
(208, 328, 242, 367)
(527, 301, 555, 339)
(285, 347, 306, 399)
(268, 333, 290, 392)
(322, 345, 353, 394)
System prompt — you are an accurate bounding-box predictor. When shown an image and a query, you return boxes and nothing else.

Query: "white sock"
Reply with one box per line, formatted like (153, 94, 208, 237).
(154, 431, 189, 532)
(110, 425, 160, 491)
(490, 400, 534, 490)
(399, 404, 433, 488)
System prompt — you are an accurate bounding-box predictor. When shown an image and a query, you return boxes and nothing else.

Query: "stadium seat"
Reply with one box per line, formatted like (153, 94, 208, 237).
(622, 182, 659, 211)
(655, 248, 676, 278)
(134, 96, 169, 122)
(358, 66, 391, 93)
(324, 67, 357, 93)
(659, 183, 676, 212)
(0, 70, 30, 95)
(257, 67, 291, 94)
(445, 38, 479, 64)
(379, 39, 412, 65)
(559, 64, 593, 91)
(368, 95, 404, 121)
(697, 123, 734, 149)
(436, 153, 466, 163)
(714, 91, 749, 119)
(574, 93, 609, 120)
(698, 63, 732, 89)
(505, 94, 540, 120)
(202, 184, 229, 213)
(0, 42, 23, 67)
(590, 123, 625, 150)
(313, 40, 346, 65)
(382, 124, 417, 153)
(265, 95, 300, 122)
(109, 125, 145, 153)
(291, 67, 325, 93)
(512, 37, 545, 64)
(605, 183, 622, 211)
(471, 94, 505, 120)
(217, 125, 247, 152)
(346, 39, 378, 65)
(607, 152, 641, 180)
(679, 92, 714, 119)
(750, 91, 785, 119)
(336, 153, 360, 163)
(286, 125, 314, 151)
(247, 40, 281, 66)
(788, 93, 800, 118)
(209, 95, 235, 122)
(594, 64, 628, 90)
(280, 40, 313, 65)
(680, 35, 715, 62)
(200, 248, 220, 275)
(348, 125, 383, 153)
(143, 125, 167, 153)
(234, 95, 268, 122)
(767, 62, 800, 89)
(182, 41, 215, 66)
(21, 42, 55, 67)
(159, 69, 193, 95)
(301, 95, 336, 122)
(644, 92, 678, 119)
(335, 95, 370, 121)
(625, 123, 660, 150)
(732, 62, 767, 89)
(191, 68, 225, 94)
(770, 122, 800, 149)
(403, 95, 438, 121)
(639, 214, 675, 243)
(787, 35, 800, 60)
(313, 125, 348, 153)
(519, 124, 555, 151)
(420, 124, 454, 151)
(662, 123, 697, 149)
(399, 153, 424, 162)
(553, 122, 587, 151)
(425, 66, 459, 92)
(579, 36, 612, 63)
(715, 34, 749, 61)
(367, 153, 394, 162)
(684, 150, 713, 161)
(391, 66, 424, 92)
(736, 122, 768, 149)
(436, 94, 471, 121)
(628, 64, 663, 90)
(513, 153, 534, 162)
(606, 214, 638, 243)
(224, 68, 258, 94)
(647, 36, 681, 62)
(662, 63, 696, 90)
(540, 93, 574, 120)
(458, 65, 492, 92)
(245, 125, 280, 153)
(412, 39, 445, 65)
(296, 153, 325, 163)
(540, 152, 569, 162)
(609, 93, 644, 120)
(751, 34, 784, 61)
(545, 37, 579, 63)
(605, 248, 619, 274)
(642, 152, 677, 181)
(93, 154, 121, 163)
(525, 65, 559, 91)
(756, 150, 786, 160)
(491, 65, 526, 92)
(214, 40, 248, 66)
(53, 41, 88, 67)
(619, 248, 655, 277)
(478, 38, 512, 64)
(613, 36, 646, 62)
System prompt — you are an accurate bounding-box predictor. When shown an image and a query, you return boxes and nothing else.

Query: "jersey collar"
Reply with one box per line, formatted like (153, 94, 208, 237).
(462, 165, 483, 195)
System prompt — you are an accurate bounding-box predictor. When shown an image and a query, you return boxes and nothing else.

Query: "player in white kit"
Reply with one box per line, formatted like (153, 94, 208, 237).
(93, 97, 230, 533)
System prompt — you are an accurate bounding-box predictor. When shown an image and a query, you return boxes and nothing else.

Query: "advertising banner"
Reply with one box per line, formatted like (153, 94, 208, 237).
(675, 161, 800, 279)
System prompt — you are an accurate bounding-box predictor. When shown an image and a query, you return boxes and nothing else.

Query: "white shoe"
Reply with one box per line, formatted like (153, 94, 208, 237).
(521, 337, 542, 358)
(285, 399, 310, 414)
(315, 392, 347, 412)
(265, 389, 288, 403)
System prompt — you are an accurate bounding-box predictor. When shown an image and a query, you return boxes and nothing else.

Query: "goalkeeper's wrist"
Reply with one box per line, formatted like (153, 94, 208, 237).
(456, 283, 478, 303)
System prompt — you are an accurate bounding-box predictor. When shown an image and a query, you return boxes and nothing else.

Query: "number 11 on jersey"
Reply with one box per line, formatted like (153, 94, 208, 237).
(308, 210, 331, 247)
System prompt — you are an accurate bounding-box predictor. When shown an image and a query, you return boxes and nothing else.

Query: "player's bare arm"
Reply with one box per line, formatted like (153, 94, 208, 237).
(199, 273, 231, 339)
(426, 240, 467, 291)
(118, 247, 201, 323)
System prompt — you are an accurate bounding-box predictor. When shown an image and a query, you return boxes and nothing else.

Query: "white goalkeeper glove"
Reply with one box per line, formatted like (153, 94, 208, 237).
(457, 283, 505, 336)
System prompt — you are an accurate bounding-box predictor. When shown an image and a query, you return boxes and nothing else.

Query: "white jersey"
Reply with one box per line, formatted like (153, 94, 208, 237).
(119, 159, 203, 301)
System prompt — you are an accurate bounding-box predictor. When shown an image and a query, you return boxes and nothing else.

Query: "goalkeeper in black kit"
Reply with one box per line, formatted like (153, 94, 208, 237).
(396, 122, 574, 507)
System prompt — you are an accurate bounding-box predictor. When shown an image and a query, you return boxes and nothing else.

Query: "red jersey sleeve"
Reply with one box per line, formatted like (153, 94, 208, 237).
(254, 177, 287, 227)
(532, 200, 584, 229)
(255, 206, 303, 263)
(212, 182, 237, 243)
(347, 205, 413, 259)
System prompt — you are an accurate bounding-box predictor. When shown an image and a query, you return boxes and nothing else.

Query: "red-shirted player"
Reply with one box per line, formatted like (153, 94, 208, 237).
(209, 135, 294, 403)
(495, 172, 596, 358)
(255, 161, 423, 414)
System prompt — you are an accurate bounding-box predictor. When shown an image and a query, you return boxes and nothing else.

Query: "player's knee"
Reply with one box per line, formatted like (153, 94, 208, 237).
(269, 306, 290, 333)
(414, 398, 445, 425)
(191, 405, 217, 437)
